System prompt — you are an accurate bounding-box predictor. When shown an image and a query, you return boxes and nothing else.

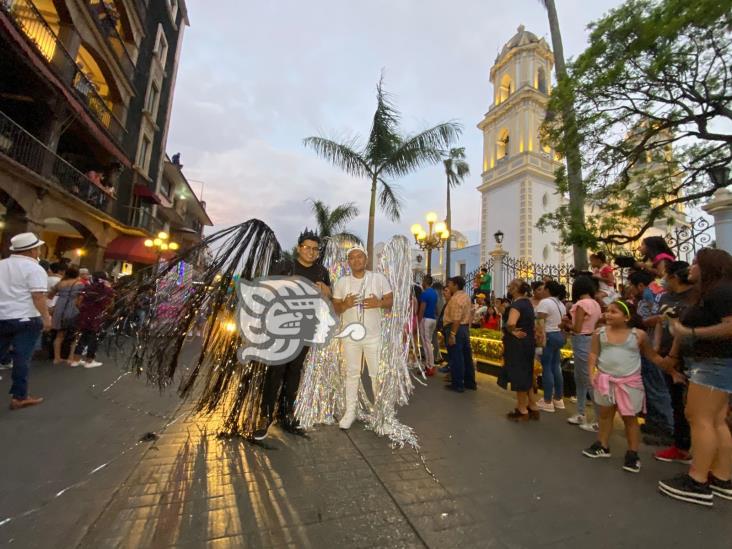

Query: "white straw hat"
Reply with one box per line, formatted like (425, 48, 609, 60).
(9, 232, 45, 252)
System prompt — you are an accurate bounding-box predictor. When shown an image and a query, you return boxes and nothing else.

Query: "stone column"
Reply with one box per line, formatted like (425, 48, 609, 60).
(703, 188, 732, 253)
(82, 243, 108, 271)
(490, 246, 509, 300)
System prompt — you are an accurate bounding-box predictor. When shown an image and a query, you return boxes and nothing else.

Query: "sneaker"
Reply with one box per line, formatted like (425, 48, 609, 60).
(658, 474, 713, 506)
(252, 428, 268, 441)
(567, 414, 585, 425)
(68, 361, 82, 368)
(536, 400, 555, 413)
(654, 446, 692, 464)
(709, 474, 732, 500)
(579, 422, 600, 433)
(83, 361, 103, 369)
(582, 441, 611, 459)
(623, 450, 641, 473)
(0, 362, 11, 370)
(569, 396, 578, 403)
(553, 399, 566, 410)
(339, 409, 356, 429)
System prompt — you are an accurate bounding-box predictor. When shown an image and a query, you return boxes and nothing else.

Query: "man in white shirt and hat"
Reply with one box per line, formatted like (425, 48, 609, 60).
(332, 246, 393, 429)
(0, 232, 51, 409)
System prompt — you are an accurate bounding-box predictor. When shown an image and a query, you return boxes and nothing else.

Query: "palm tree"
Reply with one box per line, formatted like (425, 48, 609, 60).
(443, 148, 470, 279)
(538, 0, 588, 269)
(304, 75, 462, 267)
(309, 199, 362, 245)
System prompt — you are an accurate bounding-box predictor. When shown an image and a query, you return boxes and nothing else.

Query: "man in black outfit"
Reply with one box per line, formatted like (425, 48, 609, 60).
(254, 229, 331, 440)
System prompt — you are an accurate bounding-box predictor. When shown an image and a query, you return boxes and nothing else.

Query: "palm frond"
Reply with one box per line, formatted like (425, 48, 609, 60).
(308, 199, 331, 237)
(329, 202, 359, 231)
(380, 122, 462, 178)
(302, 136, 370, 178)
(378, 179, 403, 221)
(365, 72, 402, 164)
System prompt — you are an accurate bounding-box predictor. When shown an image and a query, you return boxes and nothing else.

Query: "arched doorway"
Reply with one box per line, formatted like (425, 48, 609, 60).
(41, 217, 98, 268)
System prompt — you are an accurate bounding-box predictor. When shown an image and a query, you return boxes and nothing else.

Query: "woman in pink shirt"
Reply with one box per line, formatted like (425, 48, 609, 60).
(567, 276, 603, 430)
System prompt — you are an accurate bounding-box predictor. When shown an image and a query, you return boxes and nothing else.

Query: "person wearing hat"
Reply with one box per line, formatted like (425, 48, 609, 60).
(332, 245, 393, 429)
(0, 232, 51, 410)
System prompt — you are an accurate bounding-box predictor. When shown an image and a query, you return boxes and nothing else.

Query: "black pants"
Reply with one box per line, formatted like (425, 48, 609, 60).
(260, 346, 309, 426)
(665, 373, 691, 451)
(74, 329, 100, 360)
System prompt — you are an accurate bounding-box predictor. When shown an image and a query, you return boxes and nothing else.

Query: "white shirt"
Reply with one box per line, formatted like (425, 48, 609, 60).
(333, 272, 392, 338)
(536, 297, 567, 333)
(47, 274, 61, 308)
(0, 255, 48, 320)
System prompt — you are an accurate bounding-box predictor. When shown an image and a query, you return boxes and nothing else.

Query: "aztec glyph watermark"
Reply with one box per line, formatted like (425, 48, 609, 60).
(235, 276, 365, 365)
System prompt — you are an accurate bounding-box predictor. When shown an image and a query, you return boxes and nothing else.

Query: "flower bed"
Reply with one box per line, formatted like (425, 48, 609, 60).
(468, 328, 573, 366)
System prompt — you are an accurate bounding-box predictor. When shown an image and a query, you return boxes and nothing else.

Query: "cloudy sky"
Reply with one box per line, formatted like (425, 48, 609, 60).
(167, 0, 625, 249)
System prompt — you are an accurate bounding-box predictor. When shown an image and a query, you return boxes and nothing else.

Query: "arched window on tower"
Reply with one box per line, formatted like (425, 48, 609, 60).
(498, 74, 513, 104)
(496, 129, 510, 160)
(537, 67, 547, 94)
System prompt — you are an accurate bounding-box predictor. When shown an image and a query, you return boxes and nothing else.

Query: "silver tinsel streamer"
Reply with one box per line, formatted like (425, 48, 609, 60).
(295, 235, 418, 448)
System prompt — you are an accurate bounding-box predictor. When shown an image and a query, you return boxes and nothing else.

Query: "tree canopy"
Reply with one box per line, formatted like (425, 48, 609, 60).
(540, 0, 732, 248)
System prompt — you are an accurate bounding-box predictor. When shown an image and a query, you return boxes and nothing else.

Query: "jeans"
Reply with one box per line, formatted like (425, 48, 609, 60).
(641, 356, 674, 434)
(74, 329, 100, 360)
(541, 331, 565, 402)
(447, 325, 476, 390)
(420, 318, 437, 368)
(665, 373, 690, 451)
(571, 334, 593, 416)
(261, 346, 310, 426)
(0, 317, 43, 399)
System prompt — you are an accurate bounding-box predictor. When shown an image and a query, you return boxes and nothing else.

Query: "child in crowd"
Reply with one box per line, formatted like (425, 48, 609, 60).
(582, 300, 669, 473)
(590, 252, 617, 306)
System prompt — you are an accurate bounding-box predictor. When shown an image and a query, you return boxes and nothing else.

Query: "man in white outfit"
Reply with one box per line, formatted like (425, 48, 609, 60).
(333, 247, 393, 429)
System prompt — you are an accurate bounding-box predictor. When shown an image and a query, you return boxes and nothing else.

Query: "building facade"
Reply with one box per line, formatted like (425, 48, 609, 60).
(477, 25, 565, 265)
(0, 0, 206, 273)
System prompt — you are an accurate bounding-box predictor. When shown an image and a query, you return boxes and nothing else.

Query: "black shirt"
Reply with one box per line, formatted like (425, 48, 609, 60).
(274, 259, 330, 287)
(502, 298, 535, 340)
(681, 281, 732, 358)
(658, 288, 694, 356)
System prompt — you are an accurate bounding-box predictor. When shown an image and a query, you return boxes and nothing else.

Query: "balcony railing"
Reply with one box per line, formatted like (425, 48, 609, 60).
(129, 207, 164, 234)
(1, 0, 126, 143)
(87, 1, 135, 82)
(0, 110, 115, 212)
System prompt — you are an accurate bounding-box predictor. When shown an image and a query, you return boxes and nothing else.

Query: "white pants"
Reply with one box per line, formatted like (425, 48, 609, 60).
(343, 337, 380, 414)
(420, 318, 437, 368)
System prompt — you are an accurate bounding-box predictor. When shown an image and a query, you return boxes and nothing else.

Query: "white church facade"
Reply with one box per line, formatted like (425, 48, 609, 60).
(478, 25, 566, 265)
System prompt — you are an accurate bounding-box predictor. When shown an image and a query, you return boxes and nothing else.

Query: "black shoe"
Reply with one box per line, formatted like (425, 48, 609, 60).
(252, 428, 268, 441)
(582, 441, 611, 459)
(623, 450, 641, 473)
(658, 473, 713, 506)
(465, 384, 477, 391)
(444, 385, 464, 393)
(506, 409, 530, 422)
(709, 474, 732, 500)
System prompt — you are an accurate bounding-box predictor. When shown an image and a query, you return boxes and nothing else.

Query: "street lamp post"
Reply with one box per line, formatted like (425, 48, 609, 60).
(144, 231, 179, 274)
(411, 211, 449, 277)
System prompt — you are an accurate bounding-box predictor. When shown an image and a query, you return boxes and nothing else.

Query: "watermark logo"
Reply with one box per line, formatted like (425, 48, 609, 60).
(235, 276, 364, 365)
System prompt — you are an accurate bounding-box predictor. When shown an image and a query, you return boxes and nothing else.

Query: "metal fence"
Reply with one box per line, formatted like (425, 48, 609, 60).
(0, 110, 113, 212)
(502, 256, 575, 288)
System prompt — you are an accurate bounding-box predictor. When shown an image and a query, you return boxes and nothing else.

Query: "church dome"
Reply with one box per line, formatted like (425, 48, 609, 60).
(498, 25, 544, 58)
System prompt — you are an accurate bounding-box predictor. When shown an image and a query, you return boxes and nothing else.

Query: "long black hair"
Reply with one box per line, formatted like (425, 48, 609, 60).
(641, 236, 674, 262)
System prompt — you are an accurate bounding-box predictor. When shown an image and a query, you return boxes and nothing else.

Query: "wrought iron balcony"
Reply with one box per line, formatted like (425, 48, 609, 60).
(86, 0, 135, 82)
(129, 207, 164, 235)
(0, 110, 116, 213)
(1, 0, 126, 143)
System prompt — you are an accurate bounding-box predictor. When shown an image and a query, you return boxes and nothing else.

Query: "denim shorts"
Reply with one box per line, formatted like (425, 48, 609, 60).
(687, 357, 732, 393)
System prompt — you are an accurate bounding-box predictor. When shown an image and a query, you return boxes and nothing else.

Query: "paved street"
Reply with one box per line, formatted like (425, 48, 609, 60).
(1, 349, 731, 548)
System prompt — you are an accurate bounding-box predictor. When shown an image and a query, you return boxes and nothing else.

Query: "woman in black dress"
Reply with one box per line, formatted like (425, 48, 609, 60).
(498, 279, 539, 421)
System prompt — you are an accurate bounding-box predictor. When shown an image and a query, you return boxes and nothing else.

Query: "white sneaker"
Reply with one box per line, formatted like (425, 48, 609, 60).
(579, 422, 600, 433)
(569, 396, 578, 403)
(537, 400, 556, 413)
(567, 414, 585, 425)
(83, 361, 103, 369)
(69, 361, 82, 368)
(0, 362, 11, 370)
(339, 410, 356, 430)
(553, 399, 566, 410)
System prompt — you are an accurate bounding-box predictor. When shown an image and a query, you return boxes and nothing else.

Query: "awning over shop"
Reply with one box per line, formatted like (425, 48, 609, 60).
(104, 235, 173, 264)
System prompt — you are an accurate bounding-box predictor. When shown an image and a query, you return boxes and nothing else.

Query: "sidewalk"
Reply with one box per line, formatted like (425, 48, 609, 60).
(80, 370, 731, 548)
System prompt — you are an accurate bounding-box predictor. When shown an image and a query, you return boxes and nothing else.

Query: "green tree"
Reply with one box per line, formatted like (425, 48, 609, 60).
(541, 0, 732, 248)
(304, 76, 462, 267)
(309, 199, 362, 245)
(538, 0, 589, 268)
(442, 147, 470, 279)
